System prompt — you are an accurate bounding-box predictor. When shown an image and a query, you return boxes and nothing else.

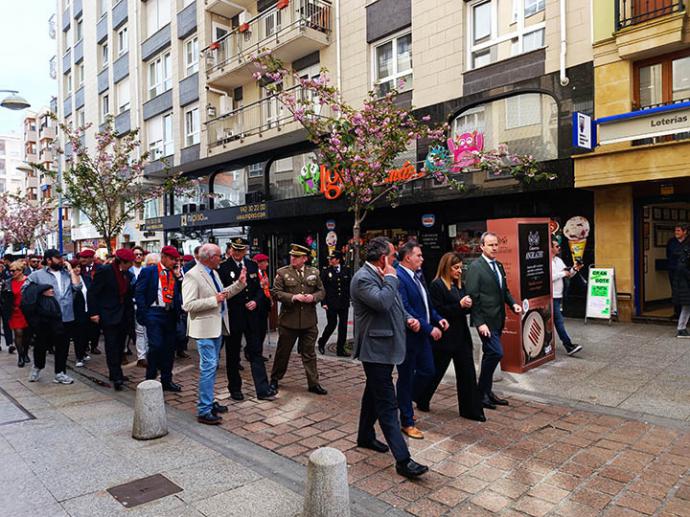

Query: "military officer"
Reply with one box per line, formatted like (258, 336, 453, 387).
(270, 244, 328, 395)
(318, 251, 351, 357)
(218, 237, 275, 401)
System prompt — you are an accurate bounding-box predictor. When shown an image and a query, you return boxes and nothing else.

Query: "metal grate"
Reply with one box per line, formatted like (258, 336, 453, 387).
(616, 0, 685, 30)
(107, 474, 183, 508)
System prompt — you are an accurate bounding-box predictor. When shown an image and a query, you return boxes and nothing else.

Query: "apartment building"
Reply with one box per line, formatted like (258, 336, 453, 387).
(0, 133, 26, 196)
(574, 0, 690, 321)
(22, 107, 58, 204)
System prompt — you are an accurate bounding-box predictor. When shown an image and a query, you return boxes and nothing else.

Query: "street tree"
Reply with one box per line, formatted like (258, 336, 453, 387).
(0, 192, 54, 254)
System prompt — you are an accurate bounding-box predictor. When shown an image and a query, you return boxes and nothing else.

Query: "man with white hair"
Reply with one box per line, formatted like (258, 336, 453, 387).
(182, 244, 247, 424)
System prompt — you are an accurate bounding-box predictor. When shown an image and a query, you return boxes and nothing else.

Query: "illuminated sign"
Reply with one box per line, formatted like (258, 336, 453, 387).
(319, 161, 425, 200)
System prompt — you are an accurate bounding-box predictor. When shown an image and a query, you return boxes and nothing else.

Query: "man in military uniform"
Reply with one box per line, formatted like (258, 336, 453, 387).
(270, 244, 328, 395)
(318, 251, 352, 357)
(218, 238, 275, 401)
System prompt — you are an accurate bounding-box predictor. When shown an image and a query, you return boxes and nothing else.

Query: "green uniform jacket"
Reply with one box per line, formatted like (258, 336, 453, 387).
(272, 265, 326, 329)
(464, 257, 517, 333)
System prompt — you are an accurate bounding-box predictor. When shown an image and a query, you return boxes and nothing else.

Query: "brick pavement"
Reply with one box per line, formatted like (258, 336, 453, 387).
(73, 346, 690, 516)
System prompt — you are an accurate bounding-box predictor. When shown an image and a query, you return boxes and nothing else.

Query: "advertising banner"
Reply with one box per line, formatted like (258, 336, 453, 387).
(586, 268, 618, 320)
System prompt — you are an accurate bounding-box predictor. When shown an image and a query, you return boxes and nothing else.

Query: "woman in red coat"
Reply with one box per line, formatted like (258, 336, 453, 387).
(7, 261, 29, 366)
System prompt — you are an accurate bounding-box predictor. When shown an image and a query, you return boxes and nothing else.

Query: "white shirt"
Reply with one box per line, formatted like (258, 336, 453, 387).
(482, 254, 502, 288)
(130, 265, 143, 279)
(552, 256, 572, 299)
(400, 264, 430, 322)
(49, 268, 64, 294)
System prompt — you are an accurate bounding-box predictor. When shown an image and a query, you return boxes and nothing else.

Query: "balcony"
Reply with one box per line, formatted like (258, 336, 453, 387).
(24, 129, 38, 143)
(615, 0, 688, 58)
(40, 126, 57, 140)
(206, 84, 329, 156)
(25, 151, 38, 163)
(204, 0, 332, 89)
(204, 0, 254, 20)
(40, 148, 55, 163)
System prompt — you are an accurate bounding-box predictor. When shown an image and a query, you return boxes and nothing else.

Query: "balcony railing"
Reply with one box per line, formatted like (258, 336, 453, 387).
(616, 0, 685, 29)
(206, 84, 328, 151)
(204, 0, 332, 77)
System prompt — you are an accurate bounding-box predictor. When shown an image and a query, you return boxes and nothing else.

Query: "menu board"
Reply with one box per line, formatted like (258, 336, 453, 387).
(586, 268, 618, 320)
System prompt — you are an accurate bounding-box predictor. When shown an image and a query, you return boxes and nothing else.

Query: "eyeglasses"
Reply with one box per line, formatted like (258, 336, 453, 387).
(9, 269, 19, 273)
(134, 253, 143, 256)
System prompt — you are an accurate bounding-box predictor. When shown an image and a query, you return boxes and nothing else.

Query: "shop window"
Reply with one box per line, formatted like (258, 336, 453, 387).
(451, 93, 558, 162)
(213, 169, 247, 208)
(174, 177, 209, 214)
(372, 30, 412, 97)
(635, 50, 690, 108)
(269, 151, 317, 201)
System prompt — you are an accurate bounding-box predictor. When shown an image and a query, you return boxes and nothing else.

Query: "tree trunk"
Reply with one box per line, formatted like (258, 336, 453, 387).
(104, 233, 113, 255)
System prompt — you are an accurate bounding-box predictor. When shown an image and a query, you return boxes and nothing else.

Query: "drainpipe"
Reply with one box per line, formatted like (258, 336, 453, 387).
(560, 0, 570, 86)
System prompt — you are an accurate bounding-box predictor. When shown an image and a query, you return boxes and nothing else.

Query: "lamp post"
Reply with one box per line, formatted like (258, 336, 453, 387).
(0, 90, 31, 111)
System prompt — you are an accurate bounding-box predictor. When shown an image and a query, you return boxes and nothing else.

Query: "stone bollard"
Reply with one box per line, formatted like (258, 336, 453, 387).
(132, 380, 168, 440)
(303, 447, 350, 517)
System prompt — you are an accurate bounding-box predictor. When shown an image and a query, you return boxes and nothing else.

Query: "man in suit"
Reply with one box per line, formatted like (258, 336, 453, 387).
(318, 251, 352, 357)
(134, 245, 184, 392)
(79, 248, 102, 355)
(130, 247, 148, 368)
(464, 231, 522, 410)
(253, 253, 272, 360)
(218, 237, 273, 400)
(351, 236, 428, 479)
(88, 249, 135, 390)
(270, 244, 328, 395)
(395, 241, 448, 439)
(182, 244, 252, 425)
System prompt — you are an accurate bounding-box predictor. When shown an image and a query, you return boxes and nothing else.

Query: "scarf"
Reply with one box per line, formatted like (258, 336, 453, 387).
(112, 263, 128, 303)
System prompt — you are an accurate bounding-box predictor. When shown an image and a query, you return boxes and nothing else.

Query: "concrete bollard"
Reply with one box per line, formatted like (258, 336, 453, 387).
(132, 380, 168, 440)
(303, 447, 350, 517)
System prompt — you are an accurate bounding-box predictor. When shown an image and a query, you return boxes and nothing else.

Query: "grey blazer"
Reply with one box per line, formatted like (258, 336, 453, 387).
(350, 263, 409, 365)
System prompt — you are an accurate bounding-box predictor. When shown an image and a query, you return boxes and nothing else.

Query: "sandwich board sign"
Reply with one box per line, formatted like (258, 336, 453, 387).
(585, 267, 618, 323)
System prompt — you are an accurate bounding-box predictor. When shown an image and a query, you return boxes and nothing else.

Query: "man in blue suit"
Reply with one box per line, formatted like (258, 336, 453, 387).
(396, 241, 448, 440)
(135, 246, 183, 392)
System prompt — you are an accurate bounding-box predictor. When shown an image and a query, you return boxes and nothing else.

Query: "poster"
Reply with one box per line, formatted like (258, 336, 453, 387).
(586, 268, 617, 320)
(518, 224, 550, 299)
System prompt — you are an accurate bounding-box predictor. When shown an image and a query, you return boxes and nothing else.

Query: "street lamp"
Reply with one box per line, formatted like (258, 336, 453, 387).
(0, 90, 31, 110)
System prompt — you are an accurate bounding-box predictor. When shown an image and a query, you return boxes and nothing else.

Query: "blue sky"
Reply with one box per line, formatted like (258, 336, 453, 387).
(0, 1, 58, 135)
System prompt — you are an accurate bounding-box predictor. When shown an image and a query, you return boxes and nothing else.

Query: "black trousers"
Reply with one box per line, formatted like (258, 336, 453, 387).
(256, 310, 269, 356)
(73, 321, 90, 361)
(1, 311, 13, 347)
(225, 327, 271, 396)
(34, 321, 73, 374)
(417, 343, 484, 419)
(319, 307, 349, 353)
(87, 320, 101, 350)
(103, 323, 126, 383)
(358, 362, 410, 463)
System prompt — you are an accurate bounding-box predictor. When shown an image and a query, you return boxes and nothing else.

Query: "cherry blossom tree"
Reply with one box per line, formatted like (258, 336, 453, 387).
(0, 193, 54, 253)
(254, 56, 552, 267)
(35, 115, 188, 254)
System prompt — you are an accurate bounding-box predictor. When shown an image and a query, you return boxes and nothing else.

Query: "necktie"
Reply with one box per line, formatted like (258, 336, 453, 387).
(491, 261, 501, 286)
(209, 270, 225, 313)
(413, 272, 430, 322)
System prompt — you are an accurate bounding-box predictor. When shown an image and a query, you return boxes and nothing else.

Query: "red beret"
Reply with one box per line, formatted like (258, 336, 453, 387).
(115, 248, 136, 262)
(182, 255, 194, 261)
(253, 253, 269, 262)
(79, 249, 95, 258)
(161, 245, 181, 258)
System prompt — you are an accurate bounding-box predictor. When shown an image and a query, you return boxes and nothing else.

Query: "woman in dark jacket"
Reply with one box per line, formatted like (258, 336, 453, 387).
(417, 252, 485, 422)
(672, 247, 690, 338)
(70, 261, 91, 366)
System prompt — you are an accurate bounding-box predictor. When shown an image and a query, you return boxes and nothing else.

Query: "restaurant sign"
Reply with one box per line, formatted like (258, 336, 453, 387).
(597, 102, 690, 145)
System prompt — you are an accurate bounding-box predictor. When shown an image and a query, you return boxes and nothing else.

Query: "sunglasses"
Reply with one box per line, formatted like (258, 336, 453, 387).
(9, 269, 19, 273)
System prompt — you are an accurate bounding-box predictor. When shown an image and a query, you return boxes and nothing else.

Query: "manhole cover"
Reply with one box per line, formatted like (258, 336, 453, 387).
(107, 474, 183, 508)
(0, 386, 35, 426)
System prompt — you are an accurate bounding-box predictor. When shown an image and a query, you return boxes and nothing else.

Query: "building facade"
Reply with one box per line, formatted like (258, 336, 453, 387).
(0, 133, 26, 196)
(575, 1, 690, 321)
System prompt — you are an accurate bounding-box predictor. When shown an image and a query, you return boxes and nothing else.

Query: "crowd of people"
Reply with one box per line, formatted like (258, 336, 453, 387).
(0, 230, 591, 479)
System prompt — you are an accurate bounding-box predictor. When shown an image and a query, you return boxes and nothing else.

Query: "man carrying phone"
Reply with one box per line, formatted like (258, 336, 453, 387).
(551, 239, 583, 356)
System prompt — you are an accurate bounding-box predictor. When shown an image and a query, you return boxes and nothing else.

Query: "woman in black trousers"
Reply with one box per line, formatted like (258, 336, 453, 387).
(417, 252, 485, 422)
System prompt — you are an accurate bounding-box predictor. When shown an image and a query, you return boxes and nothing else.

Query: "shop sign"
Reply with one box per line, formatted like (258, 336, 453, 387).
(421, 214, 435, 228)
(319, 161, 425, 200)
(424, 132, 485, 173)
(180, 213, 208, 227)
(586, 268, 618, 320)
(597, 102, 690, 145)
(572, 112, 593, 150)
(236, 203, 268, 222)
(325, 219, 336, 230)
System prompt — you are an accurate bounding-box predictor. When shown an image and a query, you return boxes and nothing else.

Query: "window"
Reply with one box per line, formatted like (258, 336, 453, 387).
(184, 107, 200, 147)
(64, 72, 72, 95)
(248, 163, 263, 178)
(184, 36, 199, 76)
(99, 42, 109, 69)
(63, 26, 72, 50)
(146, 0, 171, 38)
(147, 112, 173, 159)
(373, 31, 412, 97)
(117, 25, 128, 55)
(75, 18, 83, 42)
(505, 93, 541, 129)
(636, 51, 690, 108)
(76, 108, 85, 128)
(473, 1, 492, 43)
(99, 0, 109, 17)
(148, 52, 172, 99)
(512, 28, 544, 55)
(76, 63, 84, 86)
(524, 0, 545, 17)
(100, 93, 110, 123)
(143, 198, 160, 219)
(116, 78, 130, 113)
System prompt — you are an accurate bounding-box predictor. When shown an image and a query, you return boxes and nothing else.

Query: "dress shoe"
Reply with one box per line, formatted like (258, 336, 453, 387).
(162, 382, 182, 392)
(91, 348, 102, 355)
(488, 392, 509, 406)
(197, 413, 223, 425)
(357, 439, 389, 453)
(308, 384, 328, 395)
(401, 426, 424, 439)
(336, 351, 351, 358)
(212, 402, 229, 414)
(463, 413, 487, 422)
(317, 341, 325, 355)
(230, 391, 245, 401)
(136, 359, 147, 368)
(396, 458, 429, 479)
(481, 398, 497, 410)
(257, 392, 277, 401)
(269, 379, 279, 392)
(176, 351, 190, 359)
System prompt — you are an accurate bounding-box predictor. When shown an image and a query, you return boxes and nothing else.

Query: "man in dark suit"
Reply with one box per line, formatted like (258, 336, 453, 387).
(253, 253, 272, 360)
(318, 251, 351, 357)
(464, 231, 522, 409)
(79, 248, 102, 355)
(134, 246, 183, 392)
(87, 249, 135, 390)
(351, 236, 428, 479)
(218, 237, 272, 400)
(395, 241, 448, 439)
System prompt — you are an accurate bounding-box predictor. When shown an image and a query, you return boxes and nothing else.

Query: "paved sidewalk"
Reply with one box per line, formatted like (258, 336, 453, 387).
(69, 320, 690, 516)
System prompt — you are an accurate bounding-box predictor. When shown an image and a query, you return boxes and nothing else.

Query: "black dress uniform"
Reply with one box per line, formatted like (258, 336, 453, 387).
(318, 251, 351, 356)
(218, 238, 272, 400)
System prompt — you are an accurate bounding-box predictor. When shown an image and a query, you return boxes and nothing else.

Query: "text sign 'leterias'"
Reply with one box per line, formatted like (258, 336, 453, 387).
(597, 102, 690, 145)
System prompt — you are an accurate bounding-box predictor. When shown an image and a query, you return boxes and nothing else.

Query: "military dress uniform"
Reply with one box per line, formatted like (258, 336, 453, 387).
(270, 244, 327, 394)
(318, 251, 351, 356)
(218, 238, 273, 399)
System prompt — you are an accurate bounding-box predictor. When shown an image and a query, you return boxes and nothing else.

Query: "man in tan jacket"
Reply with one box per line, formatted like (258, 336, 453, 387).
(182, 243, 247, 425)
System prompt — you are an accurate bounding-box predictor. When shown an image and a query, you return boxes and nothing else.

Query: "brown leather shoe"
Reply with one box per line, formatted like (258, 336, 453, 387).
(136, 359, 148, 368)
(401, 426, 424, 439)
